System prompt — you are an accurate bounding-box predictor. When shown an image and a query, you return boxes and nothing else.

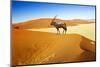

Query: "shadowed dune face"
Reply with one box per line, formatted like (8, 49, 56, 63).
(12, 29, 95, 65)
(75, 51, 95, 61)
(80, 37, 96, 53)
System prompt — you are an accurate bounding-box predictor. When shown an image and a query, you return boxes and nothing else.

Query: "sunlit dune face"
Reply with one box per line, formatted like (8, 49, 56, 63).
(27, 23, 95, 41)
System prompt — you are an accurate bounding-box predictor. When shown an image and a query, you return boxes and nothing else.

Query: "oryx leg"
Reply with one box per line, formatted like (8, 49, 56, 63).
(63, 27, 67, 34)
(63, 29, 65, 34)
(65, 27, 67, 34)
(56, 28, 60, 34)
(62, 27, 66, 34)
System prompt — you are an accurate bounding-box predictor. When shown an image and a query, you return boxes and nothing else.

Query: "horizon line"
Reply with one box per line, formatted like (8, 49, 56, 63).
(12, 18, 96, 24)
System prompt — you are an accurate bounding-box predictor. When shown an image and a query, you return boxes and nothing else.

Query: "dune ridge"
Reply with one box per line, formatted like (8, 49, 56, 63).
(12, 18, 95, 29)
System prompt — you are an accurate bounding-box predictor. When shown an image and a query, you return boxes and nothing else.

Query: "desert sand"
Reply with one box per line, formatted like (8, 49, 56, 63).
(12, 19, 96, 65)
(27, 23, 95, 41)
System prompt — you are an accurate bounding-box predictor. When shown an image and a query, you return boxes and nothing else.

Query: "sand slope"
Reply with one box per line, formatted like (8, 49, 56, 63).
(12, 29, 95, 65)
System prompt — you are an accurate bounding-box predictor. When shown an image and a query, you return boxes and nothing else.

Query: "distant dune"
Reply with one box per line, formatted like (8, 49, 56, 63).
(12, 29, 95, 65)
(12, 18, 95, 29)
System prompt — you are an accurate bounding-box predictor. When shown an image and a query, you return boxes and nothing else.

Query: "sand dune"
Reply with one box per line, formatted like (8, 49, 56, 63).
(12, 29, 95, 65)
(13, 18, 95, 29)
(12, 19, 96, 66)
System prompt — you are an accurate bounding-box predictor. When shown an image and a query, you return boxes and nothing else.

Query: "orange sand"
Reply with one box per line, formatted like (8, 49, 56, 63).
(12, 29, 95, 65)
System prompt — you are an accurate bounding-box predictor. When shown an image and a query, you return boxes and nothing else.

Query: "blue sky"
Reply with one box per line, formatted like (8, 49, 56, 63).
(12, 1, 95, 23)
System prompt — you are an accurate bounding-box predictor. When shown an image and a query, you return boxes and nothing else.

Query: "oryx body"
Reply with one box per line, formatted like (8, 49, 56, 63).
(50, 16, 67, 34)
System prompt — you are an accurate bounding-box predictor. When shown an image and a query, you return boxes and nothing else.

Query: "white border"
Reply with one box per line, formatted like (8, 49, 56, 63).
(17, 0, 96, 5)
(0, 0, 10, 67)
(0, 0, 100, 67)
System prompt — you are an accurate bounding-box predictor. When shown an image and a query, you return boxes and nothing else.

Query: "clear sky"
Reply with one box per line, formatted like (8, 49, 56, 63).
(12, 1, 96, 23)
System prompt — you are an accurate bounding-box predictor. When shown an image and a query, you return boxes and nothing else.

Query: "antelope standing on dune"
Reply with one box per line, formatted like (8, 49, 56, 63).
(50, 16, 67, 34)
